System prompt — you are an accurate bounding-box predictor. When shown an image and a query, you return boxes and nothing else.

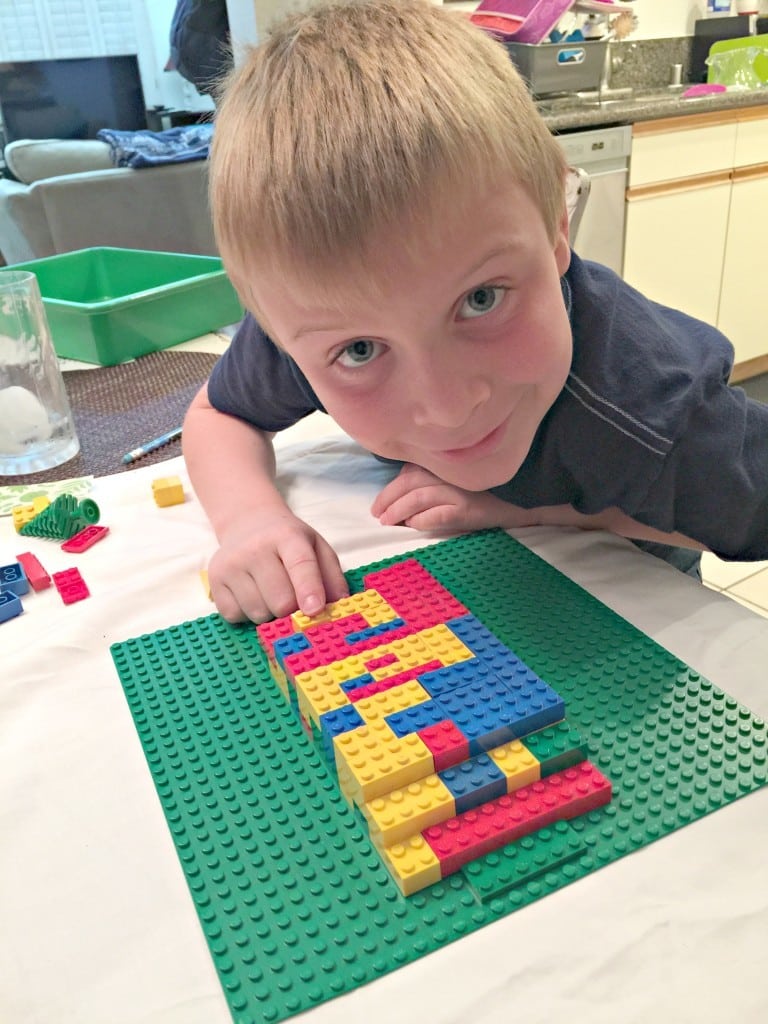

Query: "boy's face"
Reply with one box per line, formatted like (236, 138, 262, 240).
(249, 179, 573, 492)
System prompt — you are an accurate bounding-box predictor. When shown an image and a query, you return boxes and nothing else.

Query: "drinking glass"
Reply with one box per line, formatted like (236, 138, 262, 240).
(0, 270, 80, 475)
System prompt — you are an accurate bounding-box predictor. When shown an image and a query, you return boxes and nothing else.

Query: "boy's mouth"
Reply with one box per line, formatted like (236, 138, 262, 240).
(438, 417, 509, 461)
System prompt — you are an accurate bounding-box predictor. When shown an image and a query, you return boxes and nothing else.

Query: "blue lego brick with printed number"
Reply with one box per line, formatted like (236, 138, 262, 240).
(385, 698, 454, 738)
(344, 618, 405, 645)
(0, 589, 23, 623)
(447, 614, 560, 694)
(433, 674, 565, 754)
(439, 751, 507, 813)
(273, 633, 312, 672)
(319, 704, 366, 763)
(0, 562, 29, 598)
(419, 656, 500, 698)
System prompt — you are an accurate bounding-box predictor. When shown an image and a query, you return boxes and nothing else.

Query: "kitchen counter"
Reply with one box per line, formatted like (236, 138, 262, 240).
(539, 86, 768, 133)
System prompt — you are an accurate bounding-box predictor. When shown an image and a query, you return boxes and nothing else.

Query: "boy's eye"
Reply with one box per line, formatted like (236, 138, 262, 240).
(460, 286, 505, 319)
(337, 338, 382, 368)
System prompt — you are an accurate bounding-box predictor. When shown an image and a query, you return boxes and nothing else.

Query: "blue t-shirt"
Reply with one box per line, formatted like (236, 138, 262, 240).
(207, 253, 768, 562)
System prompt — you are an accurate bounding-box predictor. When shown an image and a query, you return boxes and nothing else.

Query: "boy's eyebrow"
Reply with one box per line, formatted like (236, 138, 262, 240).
(293, 322, 347, 341)
(463, 243, 519, 281)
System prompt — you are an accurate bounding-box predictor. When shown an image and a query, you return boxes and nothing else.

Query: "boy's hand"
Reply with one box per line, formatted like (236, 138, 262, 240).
(371, 463, 538, 533)
(208, 510, 349, 624)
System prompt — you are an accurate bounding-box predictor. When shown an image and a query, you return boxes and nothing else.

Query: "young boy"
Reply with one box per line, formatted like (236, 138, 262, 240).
(183, 0, 768, 624)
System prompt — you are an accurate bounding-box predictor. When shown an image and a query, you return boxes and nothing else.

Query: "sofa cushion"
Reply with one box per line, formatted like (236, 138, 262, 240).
(5, 138, 113, 184)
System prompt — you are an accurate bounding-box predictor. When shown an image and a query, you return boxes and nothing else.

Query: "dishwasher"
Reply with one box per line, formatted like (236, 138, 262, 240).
(556, 124, 632, 276)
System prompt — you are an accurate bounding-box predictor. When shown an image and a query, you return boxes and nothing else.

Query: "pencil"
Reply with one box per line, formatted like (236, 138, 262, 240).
(122, 427, 183, 465)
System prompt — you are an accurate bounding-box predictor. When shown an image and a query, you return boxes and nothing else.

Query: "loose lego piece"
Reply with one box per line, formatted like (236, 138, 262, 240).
(61, 524, 110, 553)
(12, 497, 50, 533)
(0, 589, 23, 623)
(15, 551, 51, 591)
(19, 494, 100, 540)
(0, 561, 29, 597)
(52, 567, 90, 605)
(200, 569, 212, 600)
(151, 475, 185, 507)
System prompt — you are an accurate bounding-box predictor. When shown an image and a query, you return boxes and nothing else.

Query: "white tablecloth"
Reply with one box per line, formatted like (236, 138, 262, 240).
(3, 415, 768, 1024)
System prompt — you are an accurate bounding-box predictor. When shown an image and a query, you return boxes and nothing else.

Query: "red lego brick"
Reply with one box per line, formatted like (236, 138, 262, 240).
(364, 653, 398, 672)
(61, 524, 110, 553)
(418, 719, 471, 772)
(52, 567, 90, 605)
(15, 552, 51, 591)
(255, 616, 298, 657)
(422, 761, 612, 876)
(363, 560, 468, 627)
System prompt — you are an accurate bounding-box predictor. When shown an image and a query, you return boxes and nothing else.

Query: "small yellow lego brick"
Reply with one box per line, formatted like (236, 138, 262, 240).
(151, 475, 185, 507)
(488, 739, 541, 793)
(294, 666, 352, 725)
(421, 623, 475, 667)
(290, 589, 398, 631)
(199, 569, 212, 600)
(11, 496, 50, 532)
(353, 680, 431, 725)
(381, 835, 442, 896)
(364, 774, 456, 848)
(334, 721, 434, 806)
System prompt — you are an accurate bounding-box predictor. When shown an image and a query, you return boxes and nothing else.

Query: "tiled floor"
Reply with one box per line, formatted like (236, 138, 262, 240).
(701, 553, 768, 620)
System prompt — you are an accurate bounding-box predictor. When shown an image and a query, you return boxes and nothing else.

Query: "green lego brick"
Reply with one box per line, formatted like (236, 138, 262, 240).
(112, 529, 768, 1024)
(19, 493, 100, 540)
(523, 720, 588, 776)
(462, 820, 586, 903)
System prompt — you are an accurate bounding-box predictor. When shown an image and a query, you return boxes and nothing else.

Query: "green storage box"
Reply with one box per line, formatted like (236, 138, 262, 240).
(14, 247, 243, 366)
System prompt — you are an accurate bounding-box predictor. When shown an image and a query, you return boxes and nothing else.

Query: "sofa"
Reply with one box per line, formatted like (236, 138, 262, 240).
(0, 138, 218, 265)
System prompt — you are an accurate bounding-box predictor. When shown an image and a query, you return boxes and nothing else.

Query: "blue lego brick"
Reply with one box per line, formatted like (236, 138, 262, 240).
(385, 698, 453, 738)
(419, 656, 499, 698)
(434, 675, 565, 754)
(439, 751, 507, 813)
(319, 704, 366, 764)
(446, 614, 542, 689)
(344, 618, 405, 645)
(0, 562, 29, 598)
(0, 589, 23, 623)
(273, 633, 312, 672)
(340, 672, 375, 695)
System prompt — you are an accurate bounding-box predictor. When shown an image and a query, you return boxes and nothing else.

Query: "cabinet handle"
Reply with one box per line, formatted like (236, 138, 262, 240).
(626, 169, 732, 200)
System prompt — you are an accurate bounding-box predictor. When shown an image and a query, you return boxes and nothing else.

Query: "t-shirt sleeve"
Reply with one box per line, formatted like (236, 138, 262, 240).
(206, 313, 324, 431)
(635, 378, 768, 561)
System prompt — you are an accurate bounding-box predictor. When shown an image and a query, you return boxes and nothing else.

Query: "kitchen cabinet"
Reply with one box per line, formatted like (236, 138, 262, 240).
(623, 107, 768, 380)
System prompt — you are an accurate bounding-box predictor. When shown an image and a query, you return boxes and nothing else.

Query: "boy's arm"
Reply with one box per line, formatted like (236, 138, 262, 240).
(373, 464, 706, 550)
(183, 384, 348, 622)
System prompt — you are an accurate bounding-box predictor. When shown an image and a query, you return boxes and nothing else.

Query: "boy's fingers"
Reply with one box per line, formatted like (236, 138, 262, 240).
(370, 463, 423, 516)
(280, 536, 329, 617)
(314, 536, 350, 603)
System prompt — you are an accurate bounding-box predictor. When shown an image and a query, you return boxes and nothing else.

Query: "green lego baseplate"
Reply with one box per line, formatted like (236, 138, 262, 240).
(111, 530, 768, 1024)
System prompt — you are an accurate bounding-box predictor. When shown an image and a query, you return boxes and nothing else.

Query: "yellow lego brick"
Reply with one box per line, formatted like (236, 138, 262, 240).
(364, 774, 456, 847)
(267, 654, 290, 702)
(293, 667, 352, 726)
(199, 569, 212, 601)
(381, 835, 442, 896)
(12, 497, 50, 532)
(352, 680, 431, 725)
(421, 623, 475, 667)
(152, 476, 185, 507)
(488, 740, 541, 793)
(334, 721, 434, 806)
(290, 589, 398, 631)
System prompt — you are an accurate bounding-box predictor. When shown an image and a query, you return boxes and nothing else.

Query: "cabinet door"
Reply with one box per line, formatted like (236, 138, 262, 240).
(623, 176, 732, 327)
(718, 166, 768, 366)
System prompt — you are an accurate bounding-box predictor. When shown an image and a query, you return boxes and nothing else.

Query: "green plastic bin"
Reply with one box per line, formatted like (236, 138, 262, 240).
(14, 247, 243, 366)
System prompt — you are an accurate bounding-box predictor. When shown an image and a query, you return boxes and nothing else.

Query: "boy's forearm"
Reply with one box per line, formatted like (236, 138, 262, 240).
(182, 390, 288, 537)
(534, 504, 706, 552)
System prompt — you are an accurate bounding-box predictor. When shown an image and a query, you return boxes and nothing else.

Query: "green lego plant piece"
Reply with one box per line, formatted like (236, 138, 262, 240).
(112, 530, 768, 1024)
(462, 820, 585, 904)
(523, 720, 588, 777)
(19, 493, 100, 540)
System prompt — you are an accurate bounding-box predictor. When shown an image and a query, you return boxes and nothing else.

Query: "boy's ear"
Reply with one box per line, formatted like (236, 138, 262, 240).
(554, 204, 571, 277)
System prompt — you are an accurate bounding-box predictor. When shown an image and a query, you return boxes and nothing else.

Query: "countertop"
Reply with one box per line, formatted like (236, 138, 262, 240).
(538, 85, 768, 133)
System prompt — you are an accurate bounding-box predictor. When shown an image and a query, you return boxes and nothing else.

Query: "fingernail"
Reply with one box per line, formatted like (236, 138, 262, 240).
(303, 594, 323, 615)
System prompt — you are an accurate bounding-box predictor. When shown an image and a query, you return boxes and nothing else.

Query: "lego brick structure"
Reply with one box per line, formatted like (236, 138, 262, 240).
(256, 560, 612, 894)
(111, 530, 768, 1024)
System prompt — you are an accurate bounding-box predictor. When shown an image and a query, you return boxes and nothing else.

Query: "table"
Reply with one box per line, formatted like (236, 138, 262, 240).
(3, 414, 768, 1024)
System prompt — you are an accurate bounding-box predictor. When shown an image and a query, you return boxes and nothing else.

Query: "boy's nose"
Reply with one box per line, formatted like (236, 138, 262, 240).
(408, 358, 491, 429)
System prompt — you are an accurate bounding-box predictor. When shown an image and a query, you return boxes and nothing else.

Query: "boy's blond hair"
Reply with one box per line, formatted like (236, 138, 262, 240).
(210, 0, 567, 286)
